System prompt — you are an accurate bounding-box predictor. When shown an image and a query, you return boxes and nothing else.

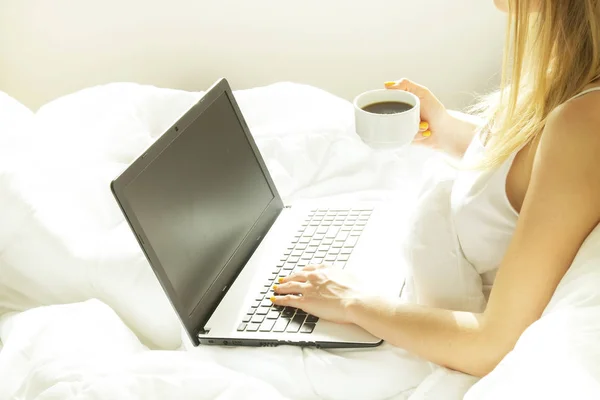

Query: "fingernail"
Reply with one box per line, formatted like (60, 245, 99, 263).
(422, 130, 432, 138)
(419, 122, 429, 130)
(273, 284, 279, 291)
(384, 81, 396, 87)
(270, 296, 277, 302)
(278, 277, 284, 283)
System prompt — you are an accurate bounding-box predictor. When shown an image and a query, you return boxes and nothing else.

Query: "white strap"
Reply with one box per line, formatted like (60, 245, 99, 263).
(569, 86, 600, 101)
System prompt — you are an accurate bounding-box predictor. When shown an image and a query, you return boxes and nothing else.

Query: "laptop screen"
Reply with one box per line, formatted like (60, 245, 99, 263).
(123, 92, 275, 317)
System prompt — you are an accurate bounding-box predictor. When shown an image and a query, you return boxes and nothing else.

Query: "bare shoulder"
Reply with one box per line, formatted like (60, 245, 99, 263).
(540, 88, 600, 160)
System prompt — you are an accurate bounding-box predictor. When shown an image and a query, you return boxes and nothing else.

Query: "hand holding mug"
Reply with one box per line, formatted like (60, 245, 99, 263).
(383, 79, 449, 150)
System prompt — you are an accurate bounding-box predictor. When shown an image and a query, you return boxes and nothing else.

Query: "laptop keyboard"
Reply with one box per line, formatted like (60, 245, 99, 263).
(237, 208, 373, 334)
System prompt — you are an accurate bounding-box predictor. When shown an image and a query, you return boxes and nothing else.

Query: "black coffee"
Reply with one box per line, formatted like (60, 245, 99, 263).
(361, 101, 414, 114)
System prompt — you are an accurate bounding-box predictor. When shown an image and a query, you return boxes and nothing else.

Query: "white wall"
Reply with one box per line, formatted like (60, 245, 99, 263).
(0, 0, 506, 111)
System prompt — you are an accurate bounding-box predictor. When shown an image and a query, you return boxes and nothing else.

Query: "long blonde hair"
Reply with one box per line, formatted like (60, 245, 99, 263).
(477, 0, 600, 168)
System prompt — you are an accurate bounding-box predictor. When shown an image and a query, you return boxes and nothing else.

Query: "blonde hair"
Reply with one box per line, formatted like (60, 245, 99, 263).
(476, 0, 600, 169)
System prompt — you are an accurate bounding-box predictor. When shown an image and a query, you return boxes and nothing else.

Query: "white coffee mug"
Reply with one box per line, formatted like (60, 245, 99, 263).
(353, 89, 420, 149)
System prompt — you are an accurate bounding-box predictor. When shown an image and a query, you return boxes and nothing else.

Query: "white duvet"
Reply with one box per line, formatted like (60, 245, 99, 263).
(1, 83, 599, 400)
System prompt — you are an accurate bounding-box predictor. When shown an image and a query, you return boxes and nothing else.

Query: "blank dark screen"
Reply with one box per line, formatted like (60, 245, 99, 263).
(124, 93, 274, 316)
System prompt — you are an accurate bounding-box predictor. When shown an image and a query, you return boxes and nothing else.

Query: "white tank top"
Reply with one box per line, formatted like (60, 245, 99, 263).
(450, 86, 600, 292)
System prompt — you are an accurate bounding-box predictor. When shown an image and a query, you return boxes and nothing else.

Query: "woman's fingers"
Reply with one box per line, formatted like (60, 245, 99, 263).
(279, 264, 327, 284)
(412, 121, 432, 143)
(384, 78, 431, 100)
(273, 281, 309, 295)
(279, 271, 309, 284)
(270, 294, 302, 308)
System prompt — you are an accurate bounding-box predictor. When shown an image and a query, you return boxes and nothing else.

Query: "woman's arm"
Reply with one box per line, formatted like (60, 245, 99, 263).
(273, 94, 600, 376)
(442, 110, 484, 158)
(344, 96, 600, 376)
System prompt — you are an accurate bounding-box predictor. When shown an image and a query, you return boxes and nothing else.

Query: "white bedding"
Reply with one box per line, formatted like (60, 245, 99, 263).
(1, 82, 600, 400)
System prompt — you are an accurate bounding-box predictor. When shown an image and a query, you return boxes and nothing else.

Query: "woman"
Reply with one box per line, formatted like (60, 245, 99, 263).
(272, 0, 600, 377)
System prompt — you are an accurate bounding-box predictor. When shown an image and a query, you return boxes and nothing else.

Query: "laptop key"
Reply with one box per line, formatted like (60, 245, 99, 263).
(256, 307, 270, 315)
(337, 254, 350, 262)
(306, 315, 319, 323)
(255, 294, 265, 301)
(345, 236, 359, 248)
(267, 310, 280, 319)
(303, 226, 317, 236)
(246, 323, 261, 332)
(300, 323, 316, 333)
(261, 299, 273, 307)
(282, 309, 295, 318)
(273, 318, 290, 332)
(335, 231, 349, 242)
(247, 308, 256, 316)
(237, 323, 247, 332)
(286, 314, 306, 333)
(325, 226, 338, 238)
(242, 315, 252, 323)
(251, 314, 265, 323)
(260, 319, 276, 332)
(296, 309, 307, 316)
(252, 301, 260, 308)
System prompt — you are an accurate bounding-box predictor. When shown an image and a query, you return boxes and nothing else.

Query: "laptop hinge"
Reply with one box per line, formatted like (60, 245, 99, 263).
(198, 328, 210, 336)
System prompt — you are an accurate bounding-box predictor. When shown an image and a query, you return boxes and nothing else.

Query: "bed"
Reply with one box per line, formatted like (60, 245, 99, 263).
(1, 82, 600, 400)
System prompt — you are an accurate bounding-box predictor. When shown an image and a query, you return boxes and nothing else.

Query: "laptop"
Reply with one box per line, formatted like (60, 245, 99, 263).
(111, 78, 406, 348)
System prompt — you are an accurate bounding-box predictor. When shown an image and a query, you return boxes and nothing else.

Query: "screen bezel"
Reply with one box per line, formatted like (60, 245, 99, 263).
(110, 78, 284, 345)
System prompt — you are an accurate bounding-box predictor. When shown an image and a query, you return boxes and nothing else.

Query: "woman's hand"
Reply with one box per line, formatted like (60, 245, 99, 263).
(271, 265, 363, 324)
(384, 78, 450, 151)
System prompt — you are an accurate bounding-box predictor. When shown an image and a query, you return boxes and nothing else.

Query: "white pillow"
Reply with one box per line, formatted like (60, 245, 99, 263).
(465, 224, 600, 399)
(0, 83, 202, 349)
(0, 92, 34, 315)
